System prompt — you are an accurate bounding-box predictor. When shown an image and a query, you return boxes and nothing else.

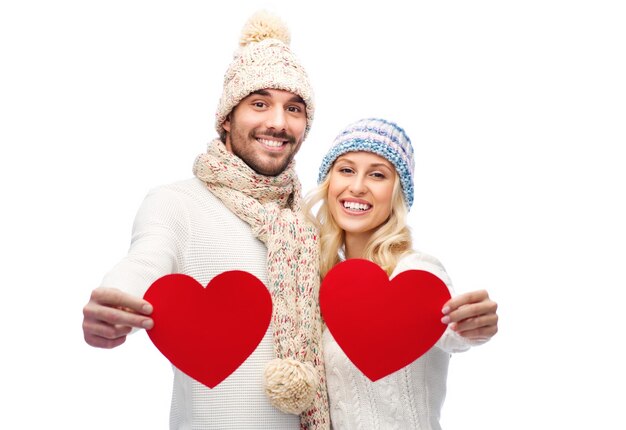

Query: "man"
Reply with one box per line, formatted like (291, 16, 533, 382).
(82, 11, 329, 430)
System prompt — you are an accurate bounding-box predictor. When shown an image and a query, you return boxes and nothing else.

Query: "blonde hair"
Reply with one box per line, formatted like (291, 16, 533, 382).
(305, 170, 413, 278)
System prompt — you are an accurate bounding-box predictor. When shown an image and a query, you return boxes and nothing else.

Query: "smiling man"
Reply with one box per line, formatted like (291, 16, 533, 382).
(223, 89, 306, 176)
(81, 11, 329, 430)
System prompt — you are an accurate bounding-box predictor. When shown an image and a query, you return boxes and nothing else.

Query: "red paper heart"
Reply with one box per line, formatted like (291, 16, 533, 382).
(143, 272, 272, 388)
(320, 259, 451, 382)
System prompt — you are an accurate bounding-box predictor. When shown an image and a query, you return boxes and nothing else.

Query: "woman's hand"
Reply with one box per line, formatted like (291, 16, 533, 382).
(441, 290, 498, 341)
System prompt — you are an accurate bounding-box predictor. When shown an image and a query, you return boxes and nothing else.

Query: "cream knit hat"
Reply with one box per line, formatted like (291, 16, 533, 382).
(215, 11, 315, 139)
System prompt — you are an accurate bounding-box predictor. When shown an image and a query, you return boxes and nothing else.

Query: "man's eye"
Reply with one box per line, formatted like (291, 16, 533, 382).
(287, 106, 302, 113)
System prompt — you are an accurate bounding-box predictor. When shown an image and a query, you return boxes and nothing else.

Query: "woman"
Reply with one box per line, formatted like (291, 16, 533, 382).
(307, 118, 498, 429)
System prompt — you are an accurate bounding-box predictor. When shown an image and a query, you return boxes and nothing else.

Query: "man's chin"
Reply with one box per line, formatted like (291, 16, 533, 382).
(246, 159, 291, 177)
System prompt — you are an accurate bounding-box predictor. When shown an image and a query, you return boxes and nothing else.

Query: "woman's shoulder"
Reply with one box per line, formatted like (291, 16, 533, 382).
(392, 250, 455, 291)
(394, 250, 446, 274)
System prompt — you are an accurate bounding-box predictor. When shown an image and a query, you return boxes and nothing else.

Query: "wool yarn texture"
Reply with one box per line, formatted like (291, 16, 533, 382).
(193, 139, 329, 429)
(215, 10, 315, 139)
(317, 118, 416, 208)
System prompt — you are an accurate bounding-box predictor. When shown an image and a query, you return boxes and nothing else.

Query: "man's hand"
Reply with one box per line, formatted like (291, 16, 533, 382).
(441, 290, 498, 341)
(83, 287, 154, 349)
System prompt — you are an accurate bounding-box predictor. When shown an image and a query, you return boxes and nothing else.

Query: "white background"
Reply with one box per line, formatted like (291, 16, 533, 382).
(1, 1, 625, 428)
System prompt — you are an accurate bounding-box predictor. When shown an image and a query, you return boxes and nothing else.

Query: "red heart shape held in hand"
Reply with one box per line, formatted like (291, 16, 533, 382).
(144, 272, 272, 388)
(320, 259, 451, 382)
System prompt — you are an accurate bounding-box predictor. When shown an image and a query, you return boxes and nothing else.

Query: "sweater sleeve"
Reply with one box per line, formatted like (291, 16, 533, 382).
(392, 252, 485, 354)
(99, 185, 189, 299)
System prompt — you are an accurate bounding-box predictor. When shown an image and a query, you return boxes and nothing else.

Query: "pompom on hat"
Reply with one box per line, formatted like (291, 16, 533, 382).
(318, 118, 416, 208)
(215, 11, 314, 139)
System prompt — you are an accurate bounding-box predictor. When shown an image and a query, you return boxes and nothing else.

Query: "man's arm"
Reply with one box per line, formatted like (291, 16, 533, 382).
(82, 185, 188, 349)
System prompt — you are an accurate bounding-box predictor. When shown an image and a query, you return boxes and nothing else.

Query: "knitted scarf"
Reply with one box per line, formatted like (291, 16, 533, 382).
(193, 139, 329, 429)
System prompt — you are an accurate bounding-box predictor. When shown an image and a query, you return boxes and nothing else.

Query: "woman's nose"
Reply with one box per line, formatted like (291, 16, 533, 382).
(349, 175, 367, 195)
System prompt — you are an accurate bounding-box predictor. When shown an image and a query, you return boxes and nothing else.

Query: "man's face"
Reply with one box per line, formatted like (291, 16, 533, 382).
(223, 88, 307, 176)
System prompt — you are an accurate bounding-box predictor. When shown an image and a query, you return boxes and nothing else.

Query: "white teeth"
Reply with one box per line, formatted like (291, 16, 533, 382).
(258, 138, 285, 147)
(343, 201, 371, 211)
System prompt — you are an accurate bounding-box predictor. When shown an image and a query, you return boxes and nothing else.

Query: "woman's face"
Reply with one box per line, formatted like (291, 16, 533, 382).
(327, 151, 397, 237)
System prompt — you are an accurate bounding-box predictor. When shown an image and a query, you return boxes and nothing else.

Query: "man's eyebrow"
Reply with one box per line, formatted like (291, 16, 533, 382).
(249, 89, 271, 97)
(288, 95, 305, 105)
(248, 90, 305, 105)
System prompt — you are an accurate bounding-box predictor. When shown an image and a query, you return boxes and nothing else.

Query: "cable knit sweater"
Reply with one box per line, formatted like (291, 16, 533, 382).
(100, 178, 300, 430)
(323, 252, 480, 430)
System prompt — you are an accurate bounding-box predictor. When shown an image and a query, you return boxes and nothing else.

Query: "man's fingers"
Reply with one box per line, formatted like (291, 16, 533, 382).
(83, 300, 154, 330)
(82, 319, 133, 340)
(82, 287, 154, 350)
(90, 287, 153, 315)
(84, 331, 128, 349)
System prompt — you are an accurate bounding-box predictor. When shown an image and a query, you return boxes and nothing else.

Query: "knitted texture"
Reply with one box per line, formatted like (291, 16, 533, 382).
(193, 139, 329, 429)
(317, 118, 415, 208)
(323, 252, 475, 430)
(264, 358, 318, 415)
(215, 11, 314, 139)
(103, 178, 302, 428)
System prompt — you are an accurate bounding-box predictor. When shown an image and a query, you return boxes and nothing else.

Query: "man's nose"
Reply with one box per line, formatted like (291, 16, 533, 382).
(264, 106, 287, 131)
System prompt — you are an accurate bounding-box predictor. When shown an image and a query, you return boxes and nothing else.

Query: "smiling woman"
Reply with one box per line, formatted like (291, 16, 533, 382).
(327, 152, 397, 253)
(3, 1, 624, 429)
(305, 118, 499, 430)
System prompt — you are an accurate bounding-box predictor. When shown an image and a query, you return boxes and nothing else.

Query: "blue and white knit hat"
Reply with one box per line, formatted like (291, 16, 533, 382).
(317, 118, 415, 208)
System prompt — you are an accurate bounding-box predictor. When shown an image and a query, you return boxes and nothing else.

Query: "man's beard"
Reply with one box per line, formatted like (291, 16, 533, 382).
(228, 122, 300, 176)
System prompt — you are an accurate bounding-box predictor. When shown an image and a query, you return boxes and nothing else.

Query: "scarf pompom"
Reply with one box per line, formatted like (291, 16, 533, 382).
(264, 358, 318, 415)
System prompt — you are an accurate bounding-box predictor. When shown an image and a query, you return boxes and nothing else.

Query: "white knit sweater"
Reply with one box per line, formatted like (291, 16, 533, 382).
(100, 178, 300, 430)
(323, 252, 478, 430)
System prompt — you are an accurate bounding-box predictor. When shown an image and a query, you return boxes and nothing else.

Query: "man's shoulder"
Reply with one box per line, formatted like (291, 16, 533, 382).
(145, 178, 210, 201)
(154, 177, 204, 193)
(140, 177, 234, 219)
